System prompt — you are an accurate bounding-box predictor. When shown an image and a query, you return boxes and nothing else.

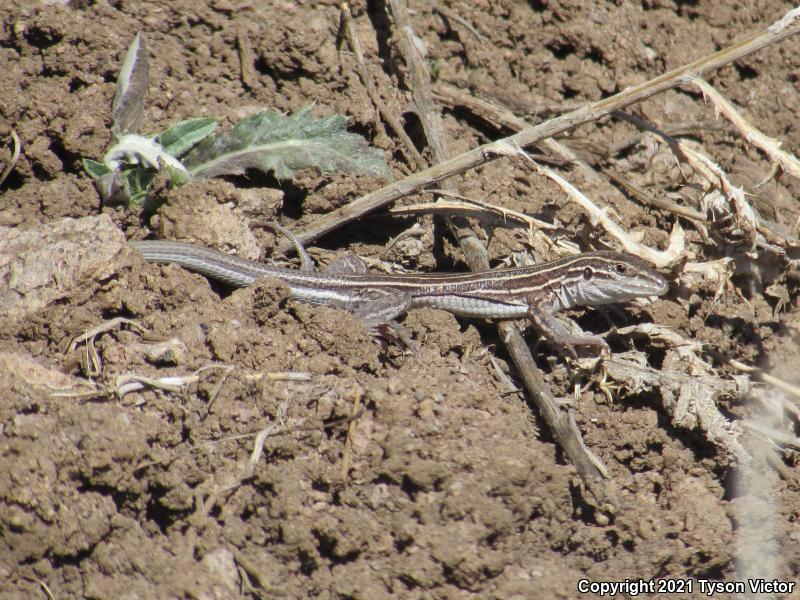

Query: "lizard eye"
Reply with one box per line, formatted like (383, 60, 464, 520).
(615, 263, 628, 275)
(583, 267, 593, 280)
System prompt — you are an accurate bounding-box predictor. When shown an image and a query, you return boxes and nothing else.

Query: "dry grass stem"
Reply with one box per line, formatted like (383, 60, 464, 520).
(236, 27, 256, 90)
(603, 168, 706, 222)
(285, 6, 800, 249)
(0, 127, 20, 188)
(729, 359, 800, 402)
(340, 386, 364, 482)
(115, 373, 195, 397)
(231, 548, 279, 594)
(115, 363, 240, 399)
(249, 398, 291, 468)
(432, 5, 486, 42)
(527, 155, 686, 268)
(433, 81, 605, 185)
(21, 577, 55, 600)
(615, 111, 794, 251)
(340, 2, 426, 171)
(203, 365, 236, 415)
(245, 371, 313, 382)
(68, 317, 149, 377)
(390, 197, 558, 232)
(680, 146, 759, 252)
(67, 317, 148, 353)
(388, 0, 452, 165)
(687, 75, 800, 181)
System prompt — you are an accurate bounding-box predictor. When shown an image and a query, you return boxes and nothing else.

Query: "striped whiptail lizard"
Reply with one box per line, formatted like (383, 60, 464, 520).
(131, 240, 668, 359)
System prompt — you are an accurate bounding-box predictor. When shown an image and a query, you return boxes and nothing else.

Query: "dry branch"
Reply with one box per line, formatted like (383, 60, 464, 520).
(284, 6, 800, 250)
(603, 168, 706, 223)
(522, 153, 686, 268)
(615, 111, 797, 251)
(387, 0, 616, 508)
(390, 195, 558, 232)
(686, 75, 800, 181)
(339, 2, 426, 171)
(433, 81, 606, 186)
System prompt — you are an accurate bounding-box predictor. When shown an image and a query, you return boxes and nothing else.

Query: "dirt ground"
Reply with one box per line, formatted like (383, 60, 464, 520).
(2, 0, 800, 598)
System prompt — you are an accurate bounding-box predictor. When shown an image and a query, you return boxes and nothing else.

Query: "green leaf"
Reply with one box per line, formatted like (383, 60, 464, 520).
(126, 168, 156, 205)
(164, 163, 192, 186)
(183, 107, 391, 180)
(159, 117, 218, 157)
(82, 158, 111, 179)
(112, 33, 149, 137)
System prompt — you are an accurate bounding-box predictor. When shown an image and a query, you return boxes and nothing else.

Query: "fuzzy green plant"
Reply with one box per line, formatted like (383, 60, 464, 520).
(83, 34, 391, 205)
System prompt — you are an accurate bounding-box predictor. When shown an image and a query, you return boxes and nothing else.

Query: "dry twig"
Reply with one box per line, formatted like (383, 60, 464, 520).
(339, 2, 426, 170)
(516, 149, 687, 269)
(236, 27, 257, 90)
(615, 110, 794, 251)
(433, 81, 606, 186)
(730, 359, 800, 407)
(686, 75, 800, 181)
(390, 194, 558, 232)
(604, 168, 706, 223)
(282, 7, 800, 250)
(432, 4, 485, 42)
(249, 398, 291, 468)
(340, 385, 364, 482)
(387, 0, 616, 509)
(68, 317, 149, 377)
(0, 127, 20, 188)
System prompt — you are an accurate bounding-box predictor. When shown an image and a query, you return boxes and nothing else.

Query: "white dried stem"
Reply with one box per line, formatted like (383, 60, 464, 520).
(249, 397, 291, 468)
(678, 142, 759, 251)
(67, 317, 148, 353)
(687, 75, 800, 181)
(116, 373, 196, 397)
(615, 112, 784, 250)
(730, 359, 800, 402)
(602, 351, 751, 464)
(0, 128, 21, 188)
(529, 157, 686, 268)
(391, 197, 558, 231)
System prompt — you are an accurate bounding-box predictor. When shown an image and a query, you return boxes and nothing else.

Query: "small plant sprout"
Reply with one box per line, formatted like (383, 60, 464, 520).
(83, 34, 390, 205)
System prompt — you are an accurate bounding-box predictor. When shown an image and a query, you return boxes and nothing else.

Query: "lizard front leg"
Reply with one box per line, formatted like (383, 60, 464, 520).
(527, 304, 610, 361)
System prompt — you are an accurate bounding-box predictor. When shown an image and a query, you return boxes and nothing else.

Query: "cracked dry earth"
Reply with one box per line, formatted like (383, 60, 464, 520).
(2, 1, 800, 599)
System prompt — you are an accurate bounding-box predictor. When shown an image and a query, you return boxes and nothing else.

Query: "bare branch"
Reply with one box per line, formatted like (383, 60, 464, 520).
(387, 0, 615, 509)
(686, 75, 800, 181)
(285, 7, 800, 249)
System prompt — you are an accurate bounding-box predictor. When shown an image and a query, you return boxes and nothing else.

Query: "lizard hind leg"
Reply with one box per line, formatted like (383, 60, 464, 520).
(352, 291, 413, 329)
(353, 291, 416, 352)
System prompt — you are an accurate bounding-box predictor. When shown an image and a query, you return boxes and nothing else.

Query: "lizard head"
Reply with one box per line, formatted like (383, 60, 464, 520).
(570, 251, 669, 306)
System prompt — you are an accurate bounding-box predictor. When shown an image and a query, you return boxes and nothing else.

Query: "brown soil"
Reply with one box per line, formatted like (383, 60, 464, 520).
(2, 1, 800, 598)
